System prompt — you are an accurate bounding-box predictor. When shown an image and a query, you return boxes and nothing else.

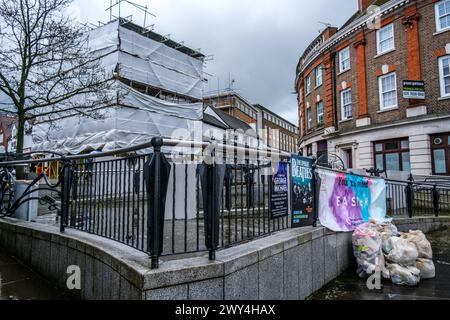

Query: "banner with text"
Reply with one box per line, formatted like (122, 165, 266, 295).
(269, 162, 289, 219)
(317, 169, 388, 232)
(291, 155, 314, 228)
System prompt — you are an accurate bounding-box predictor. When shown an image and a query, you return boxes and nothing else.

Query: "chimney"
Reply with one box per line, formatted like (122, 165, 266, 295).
(323, 27, 338, 41)
(358, 0, 374, 13)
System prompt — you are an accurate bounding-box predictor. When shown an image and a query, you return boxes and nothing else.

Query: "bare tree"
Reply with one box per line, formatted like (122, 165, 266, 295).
(0, 0, 116, 166)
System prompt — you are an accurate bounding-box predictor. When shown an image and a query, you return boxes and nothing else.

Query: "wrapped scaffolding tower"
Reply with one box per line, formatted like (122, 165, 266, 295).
(31, 19, 206, 154)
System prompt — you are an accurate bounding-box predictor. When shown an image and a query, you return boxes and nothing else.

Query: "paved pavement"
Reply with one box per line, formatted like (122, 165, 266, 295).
(311, 227, 450, 300)
(0, 250, 68, 300)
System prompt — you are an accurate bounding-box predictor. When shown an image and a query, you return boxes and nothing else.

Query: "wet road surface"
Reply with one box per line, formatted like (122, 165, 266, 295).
(0, 250, 68, 300)
(311, 227, 450, 300)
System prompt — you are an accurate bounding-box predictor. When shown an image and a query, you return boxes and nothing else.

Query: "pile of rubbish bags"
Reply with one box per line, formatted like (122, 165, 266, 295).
(352, 221, 435, 286)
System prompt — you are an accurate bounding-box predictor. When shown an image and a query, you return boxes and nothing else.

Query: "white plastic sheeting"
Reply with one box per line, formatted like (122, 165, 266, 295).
(89, 20, 204, 100)
(3, 20, 205, 154)
(32, 84, 203, 154)
(1, 18, 205, 106)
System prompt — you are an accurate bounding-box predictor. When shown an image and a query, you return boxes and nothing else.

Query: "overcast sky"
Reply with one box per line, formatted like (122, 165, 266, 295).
(70, 0, 357, 125)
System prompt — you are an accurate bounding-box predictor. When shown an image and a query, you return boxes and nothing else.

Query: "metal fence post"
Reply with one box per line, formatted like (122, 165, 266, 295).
(60, 158, 71, 233)
(199, 141, 225, 261)
(406, 174, 414, 218)
(244, 144, 254, 209)
(145, 137, 171, 269)
(432, 185, 440, 217)
(312, 157, 318, 227)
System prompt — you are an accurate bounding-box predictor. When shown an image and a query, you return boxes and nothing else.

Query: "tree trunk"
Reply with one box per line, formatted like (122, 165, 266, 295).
(15, 112, 26, 180)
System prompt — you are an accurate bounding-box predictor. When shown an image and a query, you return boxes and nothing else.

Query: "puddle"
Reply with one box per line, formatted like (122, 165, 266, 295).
(311, 227, 450, 300)
(0, 250, 69, 300)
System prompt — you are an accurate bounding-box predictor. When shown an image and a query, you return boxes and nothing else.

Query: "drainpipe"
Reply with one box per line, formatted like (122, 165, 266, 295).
(331, 50, 338, 131)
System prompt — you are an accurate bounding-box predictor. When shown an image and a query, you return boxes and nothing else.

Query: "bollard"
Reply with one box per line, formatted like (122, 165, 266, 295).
(198, 141, 225, 261)
(145, 137, 171, 269)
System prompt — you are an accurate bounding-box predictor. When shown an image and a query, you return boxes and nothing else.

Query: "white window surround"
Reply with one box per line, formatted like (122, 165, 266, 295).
(340, 88, 353, 120)
(316, 101, 324, 125)
(339, 47, 351, 73)
(376, 23, 395, 55)
(378, 72, 398, 110)
(436, 0, 450, 33)
(306, 75, 311, 95)
(439, 55, 450, 98)
(315, 65, 323, 87)
(306, 108, 312, 130)
(374, 48, 396, 59)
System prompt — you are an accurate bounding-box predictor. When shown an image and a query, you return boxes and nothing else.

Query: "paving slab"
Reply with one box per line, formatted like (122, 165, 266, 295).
(0, 248, 69, 300)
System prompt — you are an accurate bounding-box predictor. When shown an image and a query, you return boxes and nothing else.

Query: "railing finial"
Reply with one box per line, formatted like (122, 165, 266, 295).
(151, 137, 164, 151)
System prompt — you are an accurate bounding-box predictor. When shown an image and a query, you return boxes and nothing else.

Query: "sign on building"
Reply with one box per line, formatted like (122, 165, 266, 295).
(291, 155, 315, 228)
(403, 80, 425, 100)
(316, 169, 388, 232)
(269, 162, 289, 219)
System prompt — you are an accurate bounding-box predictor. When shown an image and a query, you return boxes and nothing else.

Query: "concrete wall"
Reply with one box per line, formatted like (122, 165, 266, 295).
(0, 216, 449, 300)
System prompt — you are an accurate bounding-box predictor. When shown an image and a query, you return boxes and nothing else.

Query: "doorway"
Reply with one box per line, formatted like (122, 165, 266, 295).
(344, 148, 353, 169)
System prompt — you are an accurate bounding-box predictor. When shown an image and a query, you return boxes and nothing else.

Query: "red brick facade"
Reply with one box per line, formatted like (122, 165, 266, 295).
(296, 0, 450, 142)
(295, 0, 450, 175)
(354, 32, 369, 118)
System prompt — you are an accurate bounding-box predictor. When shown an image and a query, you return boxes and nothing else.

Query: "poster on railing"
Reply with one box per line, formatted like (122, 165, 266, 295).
(291, 155, 315, 228)
(317, 168, 389, 232)
(269, 162, 289, 219)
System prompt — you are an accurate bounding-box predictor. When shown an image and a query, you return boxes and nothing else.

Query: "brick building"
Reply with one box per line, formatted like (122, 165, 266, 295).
(204, 90, 299, 153)
(253, 104, 299, 153)
(203, 90, 259, 131)
(296, 0, 450, 176)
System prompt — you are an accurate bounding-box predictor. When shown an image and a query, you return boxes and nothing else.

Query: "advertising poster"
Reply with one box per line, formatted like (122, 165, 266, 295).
(317, 168, 389, 232)
(291, 155, 314, 228)
(403, 80, 425, 100)
(269, 162, 289, 219)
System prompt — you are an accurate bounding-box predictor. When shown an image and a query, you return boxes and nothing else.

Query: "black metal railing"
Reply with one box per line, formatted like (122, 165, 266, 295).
(0, 137, 292, 268)
(385, 175, 450, 218)
(4, 140, 450, 269)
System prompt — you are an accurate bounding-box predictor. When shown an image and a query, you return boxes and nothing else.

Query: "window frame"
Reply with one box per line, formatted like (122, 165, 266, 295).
(315, 65, 323, 87)
(376, 23, 395, 55)
(306, 107, 312, 130)
(305, 74, 311, 95)
(340, 88, 353, 120)
(373, 139, 411, 172)
(439, 55, 450, 98)
(431, 133, 450, 176)
(316, 101, 324, 126)
(339, 47, 351, 73)
(436, 0, 450, 33)
(307, 144, 313, 157)
(378, 72, 398, 110)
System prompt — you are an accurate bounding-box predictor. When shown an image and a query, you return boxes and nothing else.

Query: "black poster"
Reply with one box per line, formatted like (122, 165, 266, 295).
(403, 80, 425, 100)
(291, 155, 315, 228)
(269, 162, 289, 219)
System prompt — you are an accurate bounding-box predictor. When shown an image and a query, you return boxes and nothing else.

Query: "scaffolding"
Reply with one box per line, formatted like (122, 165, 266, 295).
(31, 1, 207, 155)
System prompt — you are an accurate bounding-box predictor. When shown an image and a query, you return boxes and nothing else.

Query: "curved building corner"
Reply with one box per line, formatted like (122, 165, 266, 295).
(296, 0, 450, 176)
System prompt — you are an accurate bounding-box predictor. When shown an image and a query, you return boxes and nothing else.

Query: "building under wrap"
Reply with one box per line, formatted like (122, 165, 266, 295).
(6, 19, 206, 154)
